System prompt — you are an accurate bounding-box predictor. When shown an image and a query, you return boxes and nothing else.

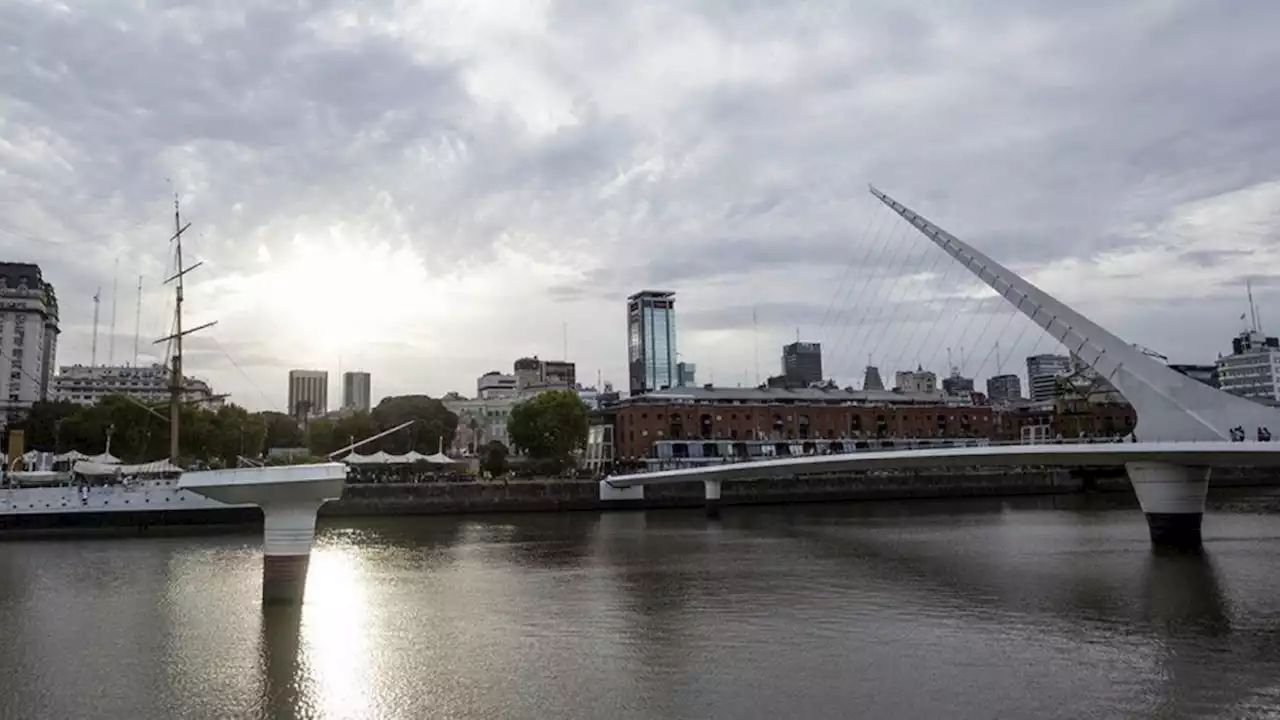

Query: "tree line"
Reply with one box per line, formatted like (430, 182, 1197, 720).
(4, 389, 592, 471)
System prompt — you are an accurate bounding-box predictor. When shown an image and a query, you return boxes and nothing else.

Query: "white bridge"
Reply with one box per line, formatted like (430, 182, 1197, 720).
(602, 187, 1280, 548)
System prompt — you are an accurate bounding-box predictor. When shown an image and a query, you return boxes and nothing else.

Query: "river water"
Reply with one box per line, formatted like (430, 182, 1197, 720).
(3, 493, 1280, 719)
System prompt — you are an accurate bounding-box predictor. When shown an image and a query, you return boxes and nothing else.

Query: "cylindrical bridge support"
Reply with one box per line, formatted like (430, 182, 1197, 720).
(1126, 462, 1210, 550)
(704, 479, 722, 519)
(262, 501, 324, 606)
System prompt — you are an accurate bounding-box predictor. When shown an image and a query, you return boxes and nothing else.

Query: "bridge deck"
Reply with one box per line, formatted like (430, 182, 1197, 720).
(605, 442, 1280, 487)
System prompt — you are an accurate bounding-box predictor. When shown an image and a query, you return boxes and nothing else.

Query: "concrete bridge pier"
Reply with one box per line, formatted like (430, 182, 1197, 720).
(261, 500, 327, 605)
(1126, 462, 1210, 550)
(179, 463, 347, 606)
(704, 479, 722, 519)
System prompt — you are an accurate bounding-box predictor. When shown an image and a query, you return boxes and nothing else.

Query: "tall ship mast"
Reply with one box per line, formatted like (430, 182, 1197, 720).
(155, 196, 216, 465)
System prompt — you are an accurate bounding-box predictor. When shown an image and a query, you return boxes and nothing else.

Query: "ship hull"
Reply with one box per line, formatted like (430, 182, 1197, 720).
(1, 481, 262, 538)
(0, 506, 263, 535)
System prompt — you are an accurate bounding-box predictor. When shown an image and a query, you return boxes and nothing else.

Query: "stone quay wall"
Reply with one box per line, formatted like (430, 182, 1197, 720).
(319, 466, 1278, 517)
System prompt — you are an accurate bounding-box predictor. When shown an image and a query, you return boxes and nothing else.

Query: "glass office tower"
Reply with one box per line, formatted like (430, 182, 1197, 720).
(627, 290, 677, 395)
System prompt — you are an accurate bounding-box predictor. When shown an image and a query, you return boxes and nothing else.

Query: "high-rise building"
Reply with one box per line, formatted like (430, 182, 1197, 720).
(676, 361, 697, 387)
(941, 371, 975, 397)
(342, 371, 371, 413)
(986, 373, 1022, 402)
(627, 290, 677, 395)
(1026, 353, 1071, 402)
(288, 369, 328, 420)
(540, 360, 576, 387)
(511, 357, 576, 390)
(0, 263, 59, 424)
(782, 341, 823, 386)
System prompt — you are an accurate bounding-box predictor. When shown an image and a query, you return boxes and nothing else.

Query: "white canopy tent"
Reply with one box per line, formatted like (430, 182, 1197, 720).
(73, 459, 183, 476)
(341, 450, 456, 465)
(53, 450, 92, 463)
(86, 452, 121, 465)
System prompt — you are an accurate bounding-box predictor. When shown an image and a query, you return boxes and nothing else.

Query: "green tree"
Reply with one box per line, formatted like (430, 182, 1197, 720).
(306, 412, 378, 457)
(370, 395, 458, 454)
(260, 411, 305, 450)
(506, 390, 588, 469)
(480, 440, 508, 476)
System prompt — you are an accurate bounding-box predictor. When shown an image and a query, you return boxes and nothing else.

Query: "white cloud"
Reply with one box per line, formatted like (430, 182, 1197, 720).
(4, 0, 1280, 408)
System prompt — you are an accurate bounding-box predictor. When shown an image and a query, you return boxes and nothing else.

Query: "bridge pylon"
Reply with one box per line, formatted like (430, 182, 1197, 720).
(868, 186, 1280, 548)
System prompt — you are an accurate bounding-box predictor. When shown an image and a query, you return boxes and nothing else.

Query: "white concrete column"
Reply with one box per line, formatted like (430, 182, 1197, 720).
(598, 480, 644, 502)
(1126, 462, 1210, 549)
(261, 500, 324, 605)
(704, 478, 722, 519)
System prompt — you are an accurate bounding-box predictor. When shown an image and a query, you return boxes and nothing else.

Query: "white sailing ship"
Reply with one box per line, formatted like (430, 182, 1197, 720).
(2, 199, 263, 532)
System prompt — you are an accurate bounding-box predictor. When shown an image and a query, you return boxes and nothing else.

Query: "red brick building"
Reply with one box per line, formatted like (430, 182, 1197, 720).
(610, 387, 1137, 459)
(613, 387, 996, 459)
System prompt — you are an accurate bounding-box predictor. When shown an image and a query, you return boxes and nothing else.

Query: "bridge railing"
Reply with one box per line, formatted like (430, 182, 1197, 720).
(617, 435, 1273, 475)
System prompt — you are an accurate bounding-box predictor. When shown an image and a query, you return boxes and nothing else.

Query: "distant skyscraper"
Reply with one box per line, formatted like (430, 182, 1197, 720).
(540, 360, 576, 387)
(627, 290, 677, 395)
(863, 365, 885, 391)
(676, 361, 697, 387)
(342, 371, 371, 412)
(1026, 354, 1071, 402)
(941, 372, 975, 397)
(782, 341, 823, 386)
(288, 369, 328, 420)
(986, 373, 1022, 402)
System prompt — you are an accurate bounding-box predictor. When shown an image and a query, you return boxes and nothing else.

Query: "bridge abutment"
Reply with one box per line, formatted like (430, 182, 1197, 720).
(1126, 462, 1209, 550)
(704, 479, 722, 519)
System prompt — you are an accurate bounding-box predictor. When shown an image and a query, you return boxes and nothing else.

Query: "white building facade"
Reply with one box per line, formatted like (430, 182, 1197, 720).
(54, 363, 223, 409)
(445, 396, 521, 454)
(477, 371, 518, 399)
(1216, 331, 1280, 403)
(894, 368, 938, 393)
(0, 263, 59, 424)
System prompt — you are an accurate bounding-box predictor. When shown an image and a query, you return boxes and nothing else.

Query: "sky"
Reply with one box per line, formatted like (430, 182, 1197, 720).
(4, 0, 1280, 411)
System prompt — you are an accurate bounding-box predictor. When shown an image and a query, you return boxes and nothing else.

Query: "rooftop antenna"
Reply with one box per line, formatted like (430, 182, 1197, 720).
(1248, 278, 1260, 333)
(947, 346, 954, 374)
(132, 275, 142, 367)
(91, 287, 101, 366)
(995, 341, 1004, 373)
(108, 258, 119, 365)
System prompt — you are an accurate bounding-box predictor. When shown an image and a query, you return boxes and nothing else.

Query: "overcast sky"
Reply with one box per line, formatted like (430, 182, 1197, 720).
(4, 0, 1280, 410)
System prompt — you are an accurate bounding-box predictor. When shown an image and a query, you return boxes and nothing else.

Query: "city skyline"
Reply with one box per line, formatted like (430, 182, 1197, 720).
(5, 3, 1280, 410)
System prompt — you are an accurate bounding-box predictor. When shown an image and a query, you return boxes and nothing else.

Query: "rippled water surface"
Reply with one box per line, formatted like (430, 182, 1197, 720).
(4, 494, 1280, 719)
